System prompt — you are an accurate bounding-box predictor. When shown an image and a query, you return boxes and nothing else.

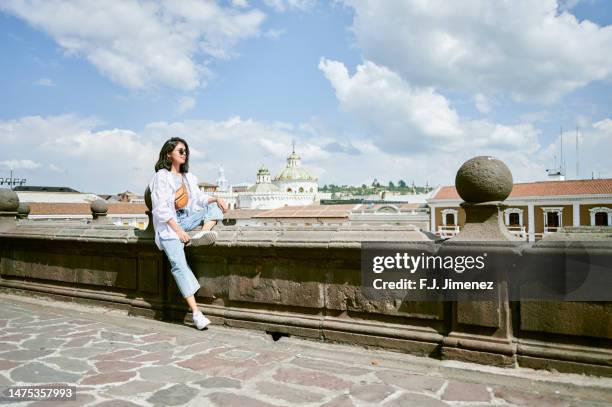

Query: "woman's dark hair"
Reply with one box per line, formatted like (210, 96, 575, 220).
(155, 137, 190, 173)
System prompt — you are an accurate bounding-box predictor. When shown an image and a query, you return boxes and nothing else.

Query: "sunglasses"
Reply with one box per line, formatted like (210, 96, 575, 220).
(176, 148, 187, 156)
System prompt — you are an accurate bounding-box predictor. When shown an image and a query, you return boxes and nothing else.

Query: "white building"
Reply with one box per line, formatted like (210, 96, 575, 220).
(15, 186, 101, 204)
(273, 148, 318, 194)
(234, 147, 319, 210)
(12, 187, 148, 229)
(216, 165, 229, 192)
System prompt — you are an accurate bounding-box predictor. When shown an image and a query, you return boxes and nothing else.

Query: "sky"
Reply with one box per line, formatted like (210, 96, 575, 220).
(1, 0, 612, 194)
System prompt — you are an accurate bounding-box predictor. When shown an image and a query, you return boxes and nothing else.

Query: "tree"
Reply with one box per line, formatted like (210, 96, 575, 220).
(388, 181, 395, 190)
(398, 180, 406, 188)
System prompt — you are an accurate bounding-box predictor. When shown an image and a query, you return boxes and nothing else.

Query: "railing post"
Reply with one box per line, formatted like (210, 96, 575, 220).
(16, 202, 30, 220)
(0, 189, 19, 232)
(441, 156, 519, 366)
(90, 199, 110, 224)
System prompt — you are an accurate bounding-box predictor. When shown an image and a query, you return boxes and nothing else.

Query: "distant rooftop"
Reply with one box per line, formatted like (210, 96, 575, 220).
(28, 202, 147, 216)
(13, 186, 79, 193)
(431, 178, 612, 200)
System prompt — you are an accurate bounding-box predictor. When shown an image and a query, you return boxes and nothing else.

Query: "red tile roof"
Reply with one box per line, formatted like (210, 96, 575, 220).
(253, 204, 357, 218)
(224, 209, 265, 219)
(28, 203, 147, 216)
(431, 178, 612, 200)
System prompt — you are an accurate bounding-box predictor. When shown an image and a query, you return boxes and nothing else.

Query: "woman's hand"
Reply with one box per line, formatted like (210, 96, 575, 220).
(168, 219, 190, 243)
(217, 198, 229, 213)
(177, 229, 191, 244)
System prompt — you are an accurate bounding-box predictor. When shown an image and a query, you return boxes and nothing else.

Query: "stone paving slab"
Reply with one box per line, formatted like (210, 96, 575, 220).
(0, 293, 611, 406)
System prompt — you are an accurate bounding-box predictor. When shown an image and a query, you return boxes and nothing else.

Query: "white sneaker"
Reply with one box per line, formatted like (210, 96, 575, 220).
(192, 310, 211, 330)
(187, 230, 218, 246)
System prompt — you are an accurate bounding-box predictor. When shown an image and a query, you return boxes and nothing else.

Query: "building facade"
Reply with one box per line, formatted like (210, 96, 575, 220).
(428, 178, 612, 240)
(234, 148, 319, 210)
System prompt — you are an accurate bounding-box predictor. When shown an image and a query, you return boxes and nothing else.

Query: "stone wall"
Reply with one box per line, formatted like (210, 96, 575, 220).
(1, 216, 611, 377)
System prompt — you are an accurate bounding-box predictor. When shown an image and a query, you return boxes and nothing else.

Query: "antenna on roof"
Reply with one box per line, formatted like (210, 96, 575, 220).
(292, 140, 295, 153)
(546, 128, 566, 181)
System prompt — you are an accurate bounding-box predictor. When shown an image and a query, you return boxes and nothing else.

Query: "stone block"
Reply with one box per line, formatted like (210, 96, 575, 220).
(227, 260, 324, 308)
(325, 268, 446, 319)
(323, 330, 438, 356)
(190, 259, 230, 299)
(138, 256, 160, 294)
(520, 301, 612, 339)
(457, 300, 501, 328)
(442, 346, 515, 367)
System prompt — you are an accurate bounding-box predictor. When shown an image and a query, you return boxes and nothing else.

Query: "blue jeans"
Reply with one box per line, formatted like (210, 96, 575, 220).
(160, 203, 224, 298)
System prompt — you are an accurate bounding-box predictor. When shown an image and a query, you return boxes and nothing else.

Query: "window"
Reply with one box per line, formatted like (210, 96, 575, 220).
(595, 212, 609, 226)
(441, 208, 458, 226)
(589, 207, 612, 226)
(287, 188, 292, 192)
(504, 208, 523, 226)
(299, 187, 304, 192)
(546, 212, 559, 228)
(542, 207, 563, 232)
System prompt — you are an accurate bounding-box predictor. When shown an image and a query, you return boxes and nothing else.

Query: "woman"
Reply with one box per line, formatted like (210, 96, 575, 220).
(149, 137, 228, 330)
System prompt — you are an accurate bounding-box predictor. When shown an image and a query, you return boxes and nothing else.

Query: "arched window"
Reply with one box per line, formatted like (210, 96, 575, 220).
(508, 212, 520, 226)
(287, 188, 292, 192)
(445, 213, 455, 225)
(589, 207, 612, 226)
(299, 187, 304, 192)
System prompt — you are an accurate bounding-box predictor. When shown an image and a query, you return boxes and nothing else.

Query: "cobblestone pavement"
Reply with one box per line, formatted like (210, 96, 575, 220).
(0, 294, 611, 407)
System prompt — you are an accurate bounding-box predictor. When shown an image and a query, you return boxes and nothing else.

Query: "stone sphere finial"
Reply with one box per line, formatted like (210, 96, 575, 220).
(17, 202, 30, 219)
(0, 188, 19, 212)
(455, 156, 513, 203)
(91, 199, 108, 216)
(144, 186, 152, 211)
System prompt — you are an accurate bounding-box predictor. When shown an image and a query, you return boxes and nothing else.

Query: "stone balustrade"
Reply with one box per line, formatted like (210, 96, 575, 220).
(1, 157, 611, 377)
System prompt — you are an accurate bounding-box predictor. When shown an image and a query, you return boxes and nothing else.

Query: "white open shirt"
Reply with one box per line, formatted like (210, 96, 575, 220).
(148, 168, 211, 250)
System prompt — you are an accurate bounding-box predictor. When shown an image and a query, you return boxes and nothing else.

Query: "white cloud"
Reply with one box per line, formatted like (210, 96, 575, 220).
(539, 121, 612, 179)
(558, 0, 583, 11)
(263, 0, 316, 12)
(176, 96, 196, 115)
(264, 28, 286, 39)
(0, 159, 41, 170)
(317, 57, 571, 182)
(0, 0, 266, 91)
(474, 93, 490, 114)
(342, 0, 612, 102)
(0, 114, 157, 192)
(519, 111, 550, 124)
(318, 58, 540, 156)
(231, 0, 250, 8)
(48, 164, 65, 173)
(593, 118, 612, 133)
(35, 78, 55, 87)
(2, 110, 609, 194)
